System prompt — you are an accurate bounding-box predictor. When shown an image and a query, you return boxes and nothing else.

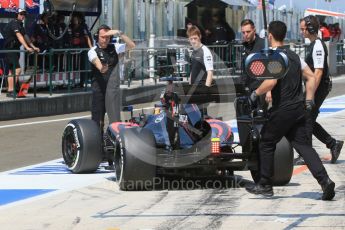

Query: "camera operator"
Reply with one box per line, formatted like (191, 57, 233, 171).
(246, 21, 335, 201)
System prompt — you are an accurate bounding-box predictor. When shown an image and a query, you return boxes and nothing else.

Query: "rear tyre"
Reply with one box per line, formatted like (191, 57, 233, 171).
(114, 128, 156, 191)
(272, 137, 294, 185)
(250, 137, 293, 186)
(62, 119, 103, 173)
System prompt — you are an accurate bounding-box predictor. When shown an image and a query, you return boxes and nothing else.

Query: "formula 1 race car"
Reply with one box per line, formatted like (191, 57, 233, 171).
(61, 75, 294, 191)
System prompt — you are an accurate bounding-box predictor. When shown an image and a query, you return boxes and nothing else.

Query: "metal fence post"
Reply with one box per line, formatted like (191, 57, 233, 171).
(33, 52, 37, 98)
(49, 49, 53, 96)
(141, 48, 144, 86)
(67, 51, 71, 93)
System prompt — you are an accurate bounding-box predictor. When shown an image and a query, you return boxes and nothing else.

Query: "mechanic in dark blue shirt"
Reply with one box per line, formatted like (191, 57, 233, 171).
(246, 21, 335, 201)
(3, 8, 39, 97)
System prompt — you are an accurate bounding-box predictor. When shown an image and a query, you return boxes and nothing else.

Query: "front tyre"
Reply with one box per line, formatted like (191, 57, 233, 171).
(62, 119, 103, 173)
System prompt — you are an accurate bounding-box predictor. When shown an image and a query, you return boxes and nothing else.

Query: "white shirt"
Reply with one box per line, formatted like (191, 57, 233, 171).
(88, 43, 126, 63)
(312, 39, 325, 69)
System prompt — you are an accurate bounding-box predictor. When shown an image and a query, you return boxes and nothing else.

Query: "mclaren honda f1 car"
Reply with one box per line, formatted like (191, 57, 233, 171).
(61, 76, 294, 191)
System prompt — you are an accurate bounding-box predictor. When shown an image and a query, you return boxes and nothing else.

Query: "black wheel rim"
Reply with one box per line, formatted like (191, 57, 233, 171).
(62, 126, 78, 168)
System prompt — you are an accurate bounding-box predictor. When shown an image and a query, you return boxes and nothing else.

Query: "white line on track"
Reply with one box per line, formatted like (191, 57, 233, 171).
(0, 107, 155, 129)
(0, 116, 91, 129)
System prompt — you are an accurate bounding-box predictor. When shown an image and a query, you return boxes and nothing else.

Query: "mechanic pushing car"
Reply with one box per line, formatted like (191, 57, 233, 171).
(88, 24, 135, 130)
(245, 21, 335, 200)
(294, 15, 343, 165)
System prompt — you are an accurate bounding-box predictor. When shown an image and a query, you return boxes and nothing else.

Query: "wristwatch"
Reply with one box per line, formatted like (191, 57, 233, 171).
(117, 30, 124, 36)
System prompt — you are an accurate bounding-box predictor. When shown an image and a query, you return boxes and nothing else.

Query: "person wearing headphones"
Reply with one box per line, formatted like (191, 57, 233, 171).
(88, 25, 135, 168)
(88, 24, 135, 130)
(3, 8, 40, 97)
(295, 16, 343, 165)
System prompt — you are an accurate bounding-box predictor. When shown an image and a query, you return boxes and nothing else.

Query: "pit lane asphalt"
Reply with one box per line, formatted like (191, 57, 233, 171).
(0, 77, 344, 229)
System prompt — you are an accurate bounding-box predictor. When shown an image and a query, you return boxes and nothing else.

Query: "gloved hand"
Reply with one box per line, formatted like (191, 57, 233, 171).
(305, 99, 315, 112)
(249, 90, 258, 103)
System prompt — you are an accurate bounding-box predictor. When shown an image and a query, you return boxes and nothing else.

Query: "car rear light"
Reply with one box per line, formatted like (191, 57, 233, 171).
(211, 137, 220, 155)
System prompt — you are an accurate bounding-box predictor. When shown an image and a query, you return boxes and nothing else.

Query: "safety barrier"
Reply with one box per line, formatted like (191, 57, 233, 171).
(0, 48, 90, 98)
(1, 42, 345, 99)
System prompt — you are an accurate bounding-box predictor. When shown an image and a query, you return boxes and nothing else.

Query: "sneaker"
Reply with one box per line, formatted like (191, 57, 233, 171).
(331, 140, 343, 164)
(293, 156, 305, 165)
(6, 92, 15, 98)
(321, 178, 335, 201)
(246, 183, 273, 197)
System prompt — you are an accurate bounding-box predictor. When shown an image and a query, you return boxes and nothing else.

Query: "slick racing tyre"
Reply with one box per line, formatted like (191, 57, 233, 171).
(250, 137, 293, 186)
(272, 137, 294, 185)
(62, 119, 103, 173)
(114, 128, 156, 191)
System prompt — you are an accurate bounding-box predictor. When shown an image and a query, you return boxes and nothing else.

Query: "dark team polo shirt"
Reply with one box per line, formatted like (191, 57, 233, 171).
(190, 45, 214, 84)
(305, 38, 330, 84)
(242, 35, 265, 90)
(242, 35, 265, 55)
(3, 19, 26, 49)
(88, 43, 126, 92)
(271, 48, 304, 110)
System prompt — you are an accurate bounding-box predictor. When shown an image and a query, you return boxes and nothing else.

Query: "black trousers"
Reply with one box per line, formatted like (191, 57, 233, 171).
(306, 81, 335, 149)
(91, 81, 106, 130)
(259, 103, 329, 185)
(105, 66, 122, 124)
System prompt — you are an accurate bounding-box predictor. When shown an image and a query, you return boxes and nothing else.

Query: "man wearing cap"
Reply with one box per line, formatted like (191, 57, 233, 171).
(3, 8, 40, 97)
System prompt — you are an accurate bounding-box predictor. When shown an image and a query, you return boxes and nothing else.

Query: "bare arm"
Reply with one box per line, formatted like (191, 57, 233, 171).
(16, 32, 33, 51)
(105, 30, 136, 51)
(265, 91, 272, 103)
(120, 34, 136, 51)
(205, 70, 213, 87)
(91, 57, 108, 73)
(23, 34, 40, 52)
(254, 79, 277, 96)
(302, 65, 316, 101)
(314, 68, 323, 89)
